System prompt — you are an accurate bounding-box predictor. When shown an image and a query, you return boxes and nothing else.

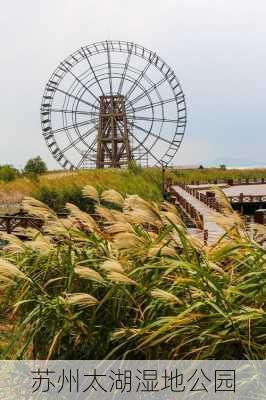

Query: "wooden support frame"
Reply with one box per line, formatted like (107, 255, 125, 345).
(96, 95, 132, 168)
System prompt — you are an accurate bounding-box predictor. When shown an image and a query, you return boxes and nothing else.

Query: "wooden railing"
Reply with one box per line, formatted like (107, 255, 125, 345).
(188, 177, 265, 186)
(0, 215, 43, 234)
(228, 194, 266, 204)
(171, 182, 222, 213)
(169, 186, 204, 230)
(166, 178, 266, 206)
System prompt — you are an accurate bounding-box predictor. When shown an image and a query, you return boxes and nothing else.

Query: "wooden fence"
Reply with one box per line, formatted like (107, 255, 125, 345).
(171, 182, 222, 213)
(0, 215, 43, 234)
(169, 186, 204, 230)
(188, 177, 265, 186)
(228, 194, 266, 204)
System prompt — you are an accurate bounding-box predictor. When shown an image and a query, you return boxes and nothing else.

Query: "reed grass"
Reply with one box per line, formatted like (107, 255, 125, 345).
(0, 186, 265, 360)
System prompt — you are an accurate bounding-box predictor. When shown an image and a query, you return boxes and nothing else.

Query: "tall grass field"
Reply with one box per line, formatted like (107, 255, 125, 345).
(0, 183, 265, 359)
(0, 167, 265, 212)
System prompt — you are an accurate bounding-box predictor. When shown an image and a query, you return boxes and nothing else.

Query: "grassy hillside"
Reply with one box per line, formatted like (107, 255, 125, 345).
(0, 167, 265, 212)
(0, 168, 171, 212)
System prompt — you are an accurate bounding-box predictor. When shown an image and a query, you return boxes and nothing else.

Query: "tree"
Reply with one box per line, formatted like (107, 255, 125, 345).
(24, 156, 47, 176)
(220, 164, 226, 170)
(0, 164, 19, 182)
(198, 164, 204, 170)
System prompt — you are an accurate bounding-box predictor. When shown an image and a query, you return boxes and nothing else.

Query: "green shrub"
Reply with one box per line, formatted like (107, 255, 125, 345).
(33, 185, 95, 213)
(0, 165, 19, 182)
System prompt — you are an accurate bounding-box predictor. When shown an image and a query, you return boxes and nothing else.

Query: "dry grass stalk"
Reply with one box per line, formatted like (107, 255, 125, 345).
(0, 259, 28, 282)
(0, 233, 24, 253)
(95, 206, 115, 222)
(101, 189, 124, 206)
(101, 259, 124, 273)
(82, 185, 99, 202)
(208, 261, 225, 274)
(185, 232, 205, 250)
(25, 237, 54, 254)
(151, 288, 182, 304)
(74, 266, 104, 282)
(123, 194, 162, 227)
(22, 197, 58, 221)
(126, 209, 162, 227)
(112, 232, 145, 250)
(107, 271, 136, 285)
(43, 220, 70, 238)
(105, 222, 134, 235)
(160, 211, 183, 227)
(123, 194, 150, 211)
(59, 218, 75, 230)
(66, 203, 98, 232)
(148, 245, 177, 257)
(111, 210, 131, 223)
(22, 228, 41, 239)
(112, 328, 142, 339)
(161, 202, 178, 214)
(211, 187, 244, 231)
(95, 207, 131, 225)
(174, 277, 195, 285)
(64, 293, 99, 307)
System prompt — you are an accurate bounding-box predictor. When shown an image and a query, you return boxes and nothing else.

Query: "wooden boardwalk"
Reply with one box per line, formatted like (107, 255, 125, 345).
(171, 185, 225, 245)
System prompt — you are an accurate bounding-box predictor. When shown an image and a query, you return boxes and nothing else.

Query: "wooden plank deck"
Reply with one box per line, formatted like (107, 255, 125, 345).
(223, 184, 266, 196)
(172, 185, 225, 245)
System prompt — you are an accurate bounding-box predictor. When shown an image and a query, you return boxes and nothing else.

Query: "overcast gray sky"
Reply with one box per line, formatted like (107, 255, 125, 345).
(0, 0, 265, 169)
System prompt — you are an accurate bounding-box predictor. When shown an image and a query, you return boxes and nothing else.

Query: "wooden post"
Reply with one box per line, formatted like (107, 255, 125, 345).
(6, 218, 11, 234)
(239, 192, 244, 215)
(203, 229, 208, 245)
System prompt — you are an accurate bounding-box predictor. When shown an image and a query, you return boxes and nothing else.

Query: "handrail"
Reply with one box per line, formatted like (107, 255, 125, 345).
(0, 215, 43, 221)
(169, 187, 204, 230)
(169, 182, 221, 213)
(166, 178, 266, 207)
(189, 177, 265, 186)
(228, 194, 266, 204)
(0, 215, 44, 234)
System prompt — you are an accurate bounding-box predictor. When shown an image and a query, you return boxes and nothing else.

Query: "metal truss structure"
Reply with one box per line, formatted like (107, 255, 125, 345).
(41, 40, 186, 169)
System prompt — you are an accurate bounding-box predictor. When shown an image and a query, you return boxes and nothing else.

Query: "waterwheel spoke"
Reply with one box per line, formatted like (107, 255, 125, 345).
(124, 53, 156, 100)
(128, 76, 167, 106)
(81, 47, 105, 97)
(105, 41, 113, 96)
(117, 42, 134, 95)
(130, 122, 173, 145)
(47, 85, 100, 110)
(43, 108, 98, 116)
(60, 62, 100, 104)
(128, 129, 162, 165)
(128, 115, 178, 123)
(50, 118, 98, 135)
(61, 126, 97, 154)
(76, 138, 97, 168)
(126, 97, 178, 113)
